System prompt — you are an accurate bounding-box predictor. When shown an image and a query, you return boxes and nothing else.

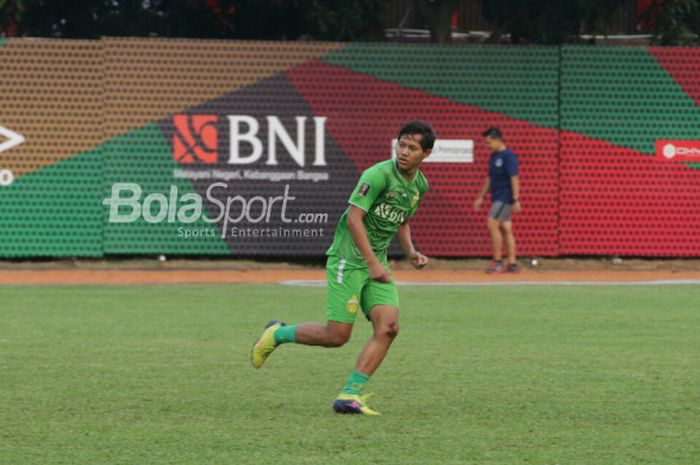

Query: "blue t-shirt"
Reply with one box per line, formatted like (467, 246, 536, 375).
(488, 148, 519, 203)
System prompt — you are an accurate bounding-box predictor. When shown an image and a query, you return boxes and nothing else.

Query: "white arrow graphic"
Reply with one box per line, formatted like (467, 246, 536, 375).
(0, 124, 25, 154)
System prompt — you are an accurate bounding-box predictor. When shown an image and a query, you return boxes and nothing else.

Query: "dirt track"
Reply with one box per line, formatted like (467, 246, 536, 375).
(1, 266, 699, 285)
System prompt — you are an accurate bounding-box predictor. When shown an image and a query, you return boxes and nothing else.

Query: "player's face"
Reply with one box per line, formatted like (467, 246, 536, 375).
(484, 136, 503, 152)
(396, 134, 430, 172)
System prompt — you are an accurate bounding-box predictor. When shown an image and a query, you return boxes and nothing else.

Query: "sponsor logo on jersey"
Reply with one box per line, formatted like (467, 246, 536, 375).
(373, 203, 406, 223)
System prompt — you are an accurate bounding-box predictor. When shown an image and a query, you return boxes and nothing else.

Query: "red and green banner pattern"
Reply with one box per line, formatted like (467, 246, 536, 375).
(0, 39, 698, 257)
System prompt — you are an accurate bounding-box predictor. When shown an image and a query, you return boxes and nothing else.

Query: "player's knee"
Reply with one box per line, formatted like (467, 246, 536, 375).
(379, 321, 399, 340)
(388, 322, 399, 339)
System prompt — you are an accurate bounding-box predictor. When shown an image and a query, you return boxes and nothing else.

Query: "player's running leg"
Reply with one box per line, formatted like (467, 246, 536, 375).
(354, 305, 399, 376)
(295, 321, 353, 346)
(250, 256, 357, 368)
(250, 320, 352, 368)
(333, 304, 399, 416)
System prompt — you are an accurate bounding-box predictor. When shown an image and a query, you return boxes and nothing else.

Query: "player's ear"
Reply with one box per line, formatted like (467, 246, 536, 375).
(422, 149, 432, 160)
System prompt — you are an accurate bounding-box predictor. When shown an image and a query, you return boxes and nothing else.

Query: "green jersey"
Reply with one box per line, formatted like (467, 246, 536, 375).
(326, 159, 429, 267)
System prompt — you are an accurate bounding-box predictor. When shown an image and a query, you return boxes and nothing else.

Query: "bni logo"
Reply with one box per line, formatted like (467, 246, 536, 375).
(173, 114, 218, 164)
(172, 114, 327, 166)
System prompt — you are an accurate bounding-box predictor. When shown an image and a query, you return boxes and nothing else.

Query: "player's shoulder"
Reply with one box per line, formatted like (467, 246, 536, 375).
(373, 159, 396, 173)
(363, 159, 394, 181)
(504, 148, 518, 159)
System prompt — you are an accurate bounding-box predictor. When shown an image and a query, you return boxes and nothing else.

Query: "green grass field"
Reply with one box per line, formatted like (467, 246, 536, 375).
(1, 283, 699, 465)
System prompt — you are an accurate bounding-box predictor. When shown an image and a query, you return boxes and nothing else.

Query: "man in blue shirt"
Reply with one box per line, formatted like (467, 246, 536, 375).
(474, 127, 521, 273)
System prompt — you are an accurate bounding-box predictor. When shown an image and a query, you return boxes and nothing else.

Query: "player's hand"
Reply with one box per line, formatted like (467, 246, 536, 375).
(513, 201, 522, 214)
(474, 197, 483, 211)
(409, 251, 429, 269)
(369, 261, 391, 283)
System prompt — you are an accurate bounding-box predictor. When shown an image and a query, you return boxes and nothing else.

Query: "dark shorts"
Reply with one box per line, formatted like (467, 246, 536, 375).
(489, 201, 513, 222)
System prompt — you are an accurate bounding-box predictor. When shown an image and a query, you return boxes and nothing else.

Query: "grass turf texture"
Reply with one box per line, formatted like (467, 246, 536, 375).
(1, 284, 698, 465)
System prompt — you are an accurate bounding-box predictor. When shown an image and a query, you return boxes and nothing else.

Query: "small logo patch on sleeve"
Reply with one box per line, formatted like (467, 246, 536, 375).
(358, 183, 371, 197)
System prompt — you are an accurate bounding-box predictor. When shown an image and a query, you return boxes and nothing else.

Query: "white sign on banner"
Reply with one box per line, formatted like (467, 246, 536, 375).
(391, 139, 473, 163)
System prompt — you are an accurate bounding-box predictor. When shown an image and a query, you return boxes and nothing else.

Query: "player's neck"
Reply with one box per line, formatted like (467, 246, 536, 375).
(398, 166, 417, 180)
(394, 159, 417, 180)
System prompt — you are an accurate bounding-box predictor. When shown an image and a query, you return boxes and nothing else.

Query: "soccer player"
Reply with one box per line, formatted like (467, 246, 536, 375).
(474, 127, 521, 273)
(250, 121, 435, 416)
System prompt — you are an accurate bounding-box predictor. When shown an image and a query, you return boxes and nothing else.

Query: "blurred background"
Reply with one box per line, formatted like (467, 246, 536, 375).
(0, 0, 698, 261)
(1, 0, 698, 45)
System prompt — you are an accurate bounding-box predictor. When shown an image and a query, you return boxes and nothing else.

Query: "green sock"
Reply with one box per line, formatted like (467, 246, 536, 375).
(273, 323, 298, 344)
(341, 370, 370, 395)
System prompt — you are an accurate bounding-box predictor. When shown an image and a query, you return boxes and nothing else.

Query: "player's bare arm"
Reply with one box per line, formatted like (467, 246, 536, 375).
(510, 175, 521, 213)
(475, 177, 490, 211)
(346, 206, 391, 283)
(398, 221, 428, 269)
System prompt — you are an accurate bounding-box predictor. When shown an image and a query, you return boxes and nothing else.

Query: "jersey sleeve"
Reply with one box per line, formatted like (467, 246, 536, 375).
(505, 153, 519, 177)
(347, 166, 387, 212)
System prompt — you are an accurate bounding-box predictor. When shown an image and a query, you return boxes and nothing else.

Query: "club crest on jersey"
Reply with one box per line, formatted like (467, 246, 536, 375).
(411, 192, 420, 208)
(495, 158, 503, 167)
(385, 192, 397, 200)
(358, 183, 370, 197)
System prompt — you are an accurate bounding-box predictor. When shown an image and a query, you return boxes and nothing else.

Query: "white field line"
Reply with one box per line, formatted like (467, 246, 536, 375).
(280, 279, 700, 287)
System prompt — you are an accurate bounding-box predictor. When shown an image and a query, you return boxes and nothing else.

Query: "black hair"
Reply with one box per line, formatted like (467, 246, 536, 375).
(398, 121, 436, 150)
(481, 127, 503, 139)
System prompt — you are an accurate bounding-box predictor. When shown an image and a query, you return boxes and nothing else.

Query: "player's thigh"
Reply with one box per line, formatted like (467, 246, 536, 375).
(488, 201, 503, 223)
(490, 201, 512, 224)
(361, 278, 400, 323)
(326, 256, 363, 324)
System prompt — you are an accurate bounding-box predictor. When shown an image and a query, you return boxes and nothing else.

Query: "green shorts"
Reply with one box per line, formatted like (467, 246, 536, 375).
(326, 255, 399, 324)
